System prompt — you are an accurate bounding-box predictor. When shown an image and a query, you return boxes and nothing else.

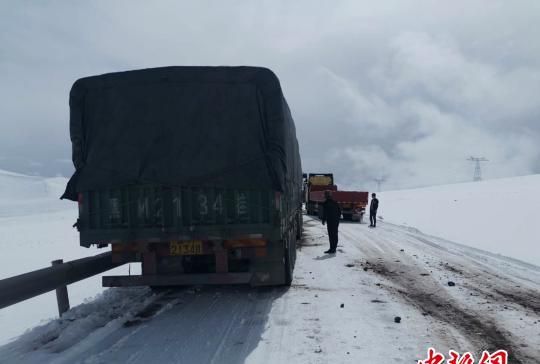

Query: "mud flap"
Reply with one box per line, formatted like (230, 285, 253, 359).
(249, 238, 288, 286)
(249, 258, 287, 286)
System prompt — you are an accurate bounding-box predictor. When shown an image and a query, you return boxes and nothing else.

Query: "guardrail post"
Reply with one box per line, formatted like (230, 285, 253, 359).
(51, 259, 70, 316)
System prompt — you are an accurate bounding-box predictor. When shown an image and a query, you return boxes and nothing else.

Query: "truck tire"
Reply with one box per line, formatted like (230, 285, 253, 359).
(283, 232, 293, 286)
(284, 246, 293, 286)
(296, 212, 303, 240)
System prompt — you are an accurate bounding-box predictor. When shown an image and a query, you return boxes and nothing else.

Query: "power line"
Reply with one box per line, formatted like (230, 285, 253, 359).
(373, 177, 386, 192)
(467, 156, 488, 181)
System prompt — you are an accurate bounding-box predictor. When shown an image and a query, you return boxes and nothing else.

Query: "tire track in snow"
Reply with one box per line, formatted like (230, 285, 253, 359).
(339, 222, 535, 364)
(364, 260, 528, 364)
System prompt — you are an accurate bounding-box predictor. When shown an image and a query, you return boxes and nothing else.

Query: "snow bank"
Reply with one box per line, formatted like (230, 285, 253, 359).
(0, 287, 153, 363)
(0, 169, 138, 345)
(0, 169, 71, 217)
(0, 170, 45, 199)
(378, 174, 540, 267)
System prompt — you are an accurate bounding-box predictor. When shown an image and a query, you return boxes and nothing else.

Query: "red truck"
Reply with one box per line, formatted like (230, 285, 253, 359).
(304, 173, 336, 215)
(309, 190, 368, 223)
(304, 173, 368, 223)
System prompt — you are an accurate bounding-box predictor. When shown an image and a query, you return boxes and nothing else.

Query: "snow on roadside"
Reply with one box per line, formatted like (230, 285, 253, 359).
(378, 174, 540, 267)
(0, 170, 69, 218)
(1, 216, 538, 363)
(2, 170, 538, 362)
(0, 287, 155, 364)
(0, 170, 139, 345)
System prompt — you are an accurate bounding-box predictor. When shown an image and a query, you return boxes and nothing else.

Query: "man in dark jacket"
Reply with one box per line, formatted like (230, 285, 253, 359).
(369, 193, 379, 227)
(321, 191, 341, 254)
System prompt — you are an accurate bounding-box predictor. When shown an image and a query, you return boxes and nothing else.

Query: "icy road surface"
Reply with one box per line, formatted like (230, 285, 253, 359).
(1, 216, 539, 364)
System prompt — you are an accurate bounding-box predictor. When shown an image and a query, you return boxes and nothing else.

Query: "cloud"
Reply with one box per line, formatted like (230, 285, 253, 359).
(294, 29, 540, 189)
(0, 1, 539, 190)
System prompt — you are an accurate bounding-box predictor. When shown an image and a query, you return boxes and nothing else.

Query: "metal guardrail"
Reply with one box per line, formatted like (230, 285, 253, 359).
(0, 252, 123, 311)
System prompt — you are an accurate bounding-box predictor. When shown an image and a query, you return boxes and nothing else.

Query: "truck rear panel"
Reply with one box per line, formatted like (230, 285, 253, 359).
(78, 184, 296, 286)
(79, 185, 275, 246)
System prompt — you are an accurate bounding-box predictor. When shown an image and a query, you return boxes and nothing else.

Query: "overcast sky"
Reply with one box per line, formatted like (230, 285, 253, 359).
(1, 1, 539, 190)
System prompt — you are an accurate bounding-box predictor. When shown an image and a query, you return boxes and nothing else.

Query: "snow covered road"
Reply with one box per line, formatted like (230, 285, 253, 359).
(1, 216, 539, 363)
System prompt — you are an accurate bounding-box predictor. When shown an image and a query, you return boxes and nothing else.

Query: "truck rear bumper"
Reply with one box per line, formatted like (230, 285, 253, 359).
(103, 273, 253, 287)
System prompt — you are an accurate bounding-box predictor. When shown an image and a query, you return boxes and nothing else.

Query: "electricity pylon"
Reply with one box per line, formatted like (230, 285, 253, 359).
(467, 157, 488, 181)
(374, 177, 386, 192)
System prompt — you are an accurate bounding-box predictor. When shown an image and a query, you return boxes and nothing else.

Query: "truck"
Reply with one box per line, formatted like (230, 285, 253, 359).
(304, 173, 368, 222)
(305, 173, 336, 215)
(61, 66, 303, 287)
(309, 190, 368, 222)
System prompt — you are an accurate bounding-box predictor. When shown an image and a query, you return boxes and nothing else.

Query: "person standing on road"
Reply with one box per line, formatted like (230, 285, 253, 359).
(321, 190, 341, 254)
(369, 193, 379, 228)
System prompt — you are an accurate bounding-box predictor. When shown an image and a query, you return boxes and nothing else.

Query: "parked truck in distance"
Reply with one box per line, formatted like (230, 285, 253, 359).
(305, 173, 368, 222)
(308, 190, 368, 222)
(61, 66, 303, 287)
(305, 173, 336, 215)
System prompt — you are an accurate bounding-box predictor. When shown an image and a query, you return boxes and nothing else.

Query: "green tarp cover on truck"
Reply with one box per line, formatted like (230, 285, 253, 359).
(61, 66, 301, 200)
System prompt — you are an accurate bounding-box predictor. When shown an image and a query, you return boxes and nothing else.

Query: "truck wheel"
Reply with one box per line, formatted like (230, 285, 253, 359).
(296, 212, 302, 240)
(284, 244, 293, 286)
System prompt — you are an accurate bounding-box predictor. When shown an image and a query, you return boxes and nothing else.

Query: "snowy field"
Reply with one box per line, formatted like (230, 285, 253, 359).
(0, 217, 538, 363)
(378, 174, 540, 267)
(0, 170, 136, 345)
(0, 171, 539, 363)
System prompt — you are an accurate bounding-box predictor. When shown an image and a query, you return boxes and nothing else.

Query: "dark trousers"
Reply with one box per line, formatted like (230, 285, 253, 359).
(370, 211, 377, 226)
(327, 222, 339, 251)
